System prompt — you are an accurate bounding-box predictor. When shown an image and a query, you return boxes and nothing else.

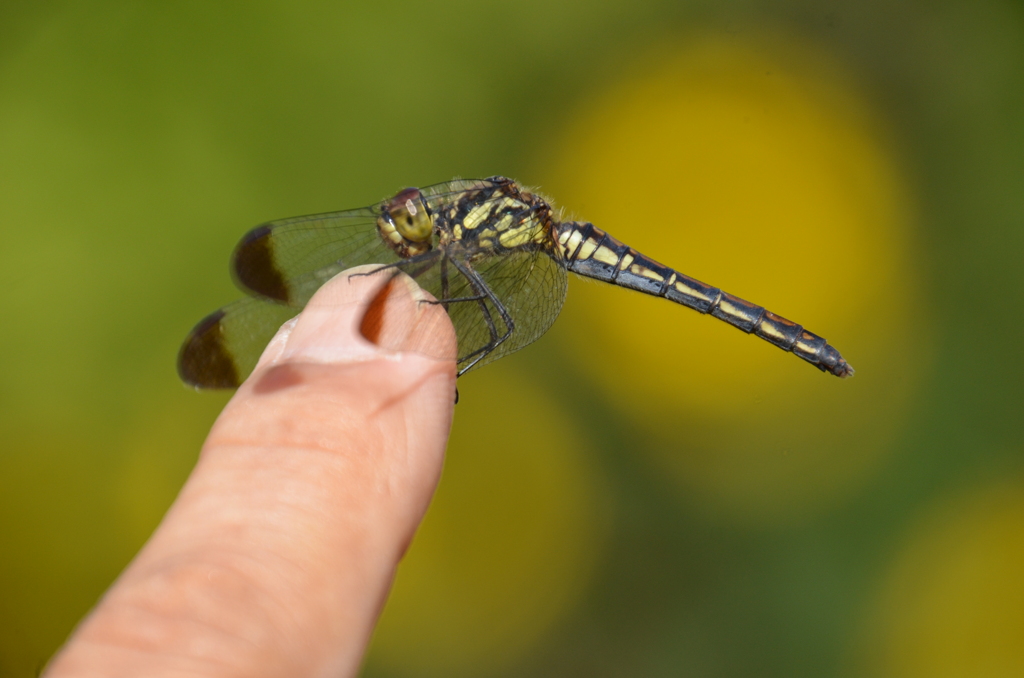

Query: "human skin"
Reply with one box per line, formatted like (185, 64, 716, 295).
(44, 266, 458, 678)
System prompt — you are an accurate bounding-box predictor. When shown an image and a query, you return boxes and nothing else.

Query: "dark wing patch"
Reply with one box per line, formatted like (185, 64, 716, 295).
(178, 309, 239, 388)
(233, 225, 288, 302)
(177, 298, 299, 389)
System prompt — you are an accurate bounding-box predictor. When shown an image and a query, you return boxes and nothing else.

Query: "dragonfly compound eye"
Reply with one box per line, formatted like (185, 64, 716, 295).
(386, 188, 433, 243)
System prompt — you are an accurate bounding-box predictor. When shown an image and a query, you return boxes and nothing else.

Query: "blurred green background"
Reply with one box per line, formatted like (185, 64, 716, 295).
(2, 1, 1024, 676)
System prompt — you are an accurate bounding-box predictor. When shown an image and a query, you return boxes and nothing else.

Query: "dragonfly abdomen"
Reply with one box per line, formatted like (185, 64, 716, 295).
(555, 221, 854, 378)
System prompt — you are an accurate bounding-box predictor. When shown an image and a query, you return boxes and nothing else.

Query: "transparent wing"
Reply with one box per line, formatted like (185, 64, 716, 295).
(420, 177, 499, 207)
(231, 206, 392, 305)
(465, 247, 567, 371)
(231, 179, 500, 305)
(394, 245, 568, 374)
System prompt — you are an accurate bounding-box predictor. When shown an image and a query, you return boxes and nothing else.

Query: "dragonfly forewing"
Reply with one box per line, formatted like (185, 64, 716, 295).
(232, 207, 391, 305)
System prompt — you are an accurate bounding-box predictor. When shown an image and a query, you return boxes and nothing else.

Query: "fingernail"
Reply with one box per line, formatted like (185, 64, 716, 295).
(279, 271, 391, 364)
(371, 274, 458, 363)
(274, 267, 456, 367)
(359, 273, 428, 352)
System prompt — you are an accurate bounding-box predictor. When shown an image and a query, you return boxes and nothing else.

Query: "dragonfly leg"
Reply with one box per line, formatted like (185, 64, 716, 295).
(457, 296, 501, 364)
(440, 256, 450, 313)
(420, 293, 487, 305)
(448, 258, 516, 375)
(411, 255, 491, 307)
(347, 251, 439, 280)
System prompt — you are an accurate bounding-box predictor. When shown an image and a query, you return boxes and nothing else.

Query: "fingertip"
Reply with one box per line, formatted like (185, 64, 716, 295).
(252, 315, 299, 373)
(222, 264, 457, 445)
(267, 265, 456, 370)
(49, 266, 459, 678)
(214, 263, 458, 462)
(276, 266, 391, 366)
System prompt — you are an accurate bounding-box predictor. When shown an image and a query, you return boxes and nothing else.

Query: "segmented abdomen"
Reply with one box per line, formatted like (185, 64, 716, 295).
(554, 221, 854, 378)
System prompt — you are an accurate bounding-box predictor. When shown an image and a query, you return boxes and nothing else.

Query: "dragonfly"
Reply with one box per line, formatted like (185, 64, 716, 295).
(178, 176, 853, 388)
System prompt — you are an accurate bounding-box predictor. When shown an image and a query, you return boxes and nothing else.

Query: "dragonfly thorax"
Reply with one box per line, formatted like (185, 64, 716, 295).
(377, 187, 434, 257)
(444, 182, 557, 255)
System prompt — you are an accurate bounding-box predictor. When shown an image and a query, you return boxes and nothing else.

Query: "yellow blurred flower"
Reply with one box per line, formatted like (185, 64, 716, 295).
(851, 476, 1024, 677)
(537, 34, 926, 524)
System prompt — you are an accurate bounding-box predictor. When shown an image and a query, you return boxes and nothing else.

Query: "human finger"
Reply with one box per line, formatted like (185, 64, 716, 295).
(46, 266, 457, 678)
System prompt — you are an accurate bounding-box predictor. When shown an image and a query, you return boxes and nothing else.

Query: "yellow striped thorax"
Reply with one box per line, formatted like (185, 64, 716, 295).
(444, 181, 554, 254)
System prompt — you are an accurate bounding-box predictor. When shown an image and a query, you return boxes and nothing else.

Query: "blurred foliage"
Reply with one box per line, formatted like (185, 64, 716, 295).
(1, 1, 1024, 677)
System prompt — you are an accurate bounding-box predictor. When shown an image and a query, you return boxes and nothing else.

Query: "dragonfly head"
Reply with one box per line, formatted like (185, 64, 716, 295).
(384, 187, 433, 243)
